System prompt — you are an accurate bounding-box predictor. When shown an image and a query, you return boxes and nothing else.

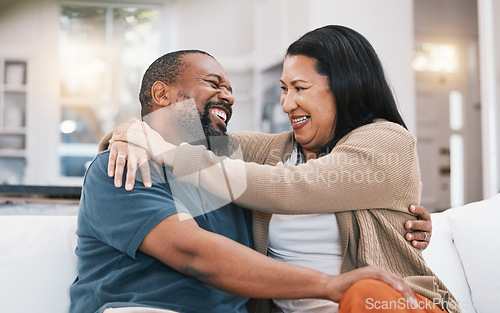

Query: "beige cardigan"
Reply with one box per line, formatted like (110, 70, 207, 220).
(170, 120, 460, 313)
(99, 120, 460, 313)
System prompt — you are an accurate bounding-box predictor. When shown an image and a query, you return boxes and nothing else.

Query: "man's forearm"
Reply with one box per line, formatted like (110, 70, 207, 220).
(185, 230, 331, 299)
(139, 214, 333, 300)
(140, 214, 416, 304)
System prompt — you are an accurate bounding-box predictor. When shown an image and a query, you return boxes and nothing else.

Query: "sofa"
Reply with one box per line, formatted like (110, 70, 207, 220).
(0, 194, 499, 313)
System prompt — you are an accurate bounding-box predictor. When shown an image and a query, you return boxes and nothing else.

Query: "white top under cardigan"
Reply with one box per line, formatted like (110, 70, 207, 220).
(267, 145, 342, 313)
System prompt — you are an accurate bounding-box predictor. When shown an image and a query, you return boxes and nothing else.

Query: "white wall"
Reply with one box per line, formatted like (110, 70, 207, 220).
(495, 0, 500, 194)
(169, 0, 255, 133)
(173, 0, 253, 58)
(415, 0, 478, 37)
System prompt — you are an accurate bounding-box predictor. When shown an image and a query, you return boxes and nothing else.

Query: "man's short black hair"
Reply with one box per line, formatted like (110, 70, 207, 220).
(139, 50, 213, 117)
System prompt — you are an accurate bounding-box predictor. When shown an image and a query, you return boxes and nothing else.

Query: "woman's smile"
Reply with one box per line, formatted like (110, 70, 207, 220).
(280, 55, 337, 158)
(290, 115, 310, 129)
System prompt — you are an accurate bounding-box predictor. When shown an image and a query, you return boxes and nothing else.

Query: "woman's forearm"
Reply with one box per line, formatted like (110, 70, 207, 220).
(171, 122, 421, 214)
(107, 120, 421, 215)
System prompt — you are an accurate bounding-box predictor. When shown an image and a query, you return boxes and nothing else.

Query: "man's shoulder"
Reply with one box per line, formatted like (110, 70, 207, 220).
(79, 151, 176, 224)
(85, 151, 168, 188)
(83, 151, 112, 182)
(81, 150, 168, 206)
(80, 151, 119, 211)
(93, 150, 112, 165)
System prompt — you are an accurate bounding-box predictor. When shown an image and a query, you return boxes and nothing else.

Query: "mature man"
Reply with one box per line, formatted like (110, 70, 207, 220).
(70, 50, 427, 313)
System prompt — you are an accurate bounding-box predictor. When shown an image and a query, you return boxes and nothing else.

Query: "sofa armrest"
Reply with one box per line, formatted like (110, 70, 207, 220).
(446, 194, 500, 313)
(423, 211, 475, 313)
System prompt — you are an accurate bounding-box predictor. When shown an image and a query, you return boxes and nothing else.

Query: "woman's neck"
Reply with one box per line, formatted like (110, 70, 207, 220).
(301, 147, 321, 160)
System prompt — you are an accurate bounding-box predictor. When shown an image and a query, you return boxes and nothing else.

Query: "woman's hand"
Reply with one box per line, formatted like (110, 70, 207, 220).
(107, 119, 178, 190)
(405, 205, 432, 250)
(109, 120, 173, 158)
(108, 141, 152, 191)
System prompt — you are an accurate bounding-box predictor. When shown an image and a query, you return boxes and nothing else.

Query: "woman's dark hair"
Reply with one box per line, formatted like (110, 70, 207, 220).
(286, 25, 407, 150)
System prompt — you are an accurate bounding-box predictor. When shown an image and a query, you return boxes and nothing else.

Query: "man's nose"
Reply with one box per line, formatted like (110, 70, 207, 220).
(219, 89, 234, 106)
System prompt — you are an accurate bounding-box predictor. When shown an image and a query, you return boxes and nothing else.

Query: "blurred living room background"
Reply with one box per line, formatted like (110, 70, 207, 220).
(0, 0, 499, 214)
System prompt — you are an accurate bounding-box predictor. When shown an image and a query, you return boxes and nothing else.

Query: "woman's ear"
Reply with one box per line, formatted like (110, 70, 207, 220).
(151, 81, 172, 107)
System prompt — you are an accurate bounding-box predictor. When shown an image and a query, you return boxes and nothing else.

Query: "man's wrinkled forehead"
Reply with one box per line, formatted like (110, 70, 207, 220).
(181, 53, 232, 86)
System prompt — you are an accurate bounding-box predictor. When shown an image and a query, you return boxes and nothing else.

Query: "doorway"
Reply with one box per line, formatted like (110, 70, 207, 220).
(414, 0, 482, 211)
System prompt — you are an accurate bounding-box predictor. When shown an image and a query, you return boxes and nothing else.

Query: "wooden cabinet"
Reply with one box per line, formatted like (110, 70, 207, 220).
(0, 58, 28, 184)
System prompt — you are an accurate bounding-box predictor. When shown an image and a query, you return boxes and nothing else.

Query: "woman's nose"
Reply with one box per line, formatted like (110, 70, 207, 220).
(281, 93, 297, 113)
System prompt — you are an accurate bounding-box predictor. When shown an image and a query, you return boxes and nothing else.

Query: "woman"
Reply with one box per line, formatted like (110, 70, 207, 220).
(104, 26, 458, 313)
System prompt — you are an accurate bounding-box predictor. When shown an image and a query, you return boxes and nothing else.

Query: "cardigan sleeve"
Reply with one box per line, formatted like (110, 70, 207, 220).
(97, 129, 280, 163)
(98, 131, 113, 152)
(171, 121, 421, 214)
(228, 131, 283, 164)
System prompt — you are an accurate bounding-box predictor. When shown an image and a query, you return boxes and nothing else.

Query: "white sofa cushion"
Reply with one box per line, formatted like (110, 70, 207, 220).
(447, 194, 500, 313)
(0, 215, 78, 313)
(422, 211, 476, 313)
(1, 195, 498, 313)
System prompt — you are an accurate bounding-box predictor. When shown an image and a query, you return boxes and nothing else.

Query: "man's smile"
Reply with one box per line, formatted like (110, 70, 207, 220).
(205, 102, 232, 131)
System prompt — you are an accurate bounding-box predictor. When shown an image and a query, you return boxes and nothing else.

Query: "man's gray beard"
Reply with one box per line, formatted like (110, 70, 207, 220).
(199, 101, 237, 157)
(202, 121, 234, 157)
(173, 95, 236, 157)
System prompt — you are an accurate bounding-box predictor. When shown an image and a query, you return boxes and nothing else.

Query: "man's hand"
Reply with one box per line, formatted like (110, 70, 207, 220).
(327, 266, 417, 305)
(405, 205, 432, 250)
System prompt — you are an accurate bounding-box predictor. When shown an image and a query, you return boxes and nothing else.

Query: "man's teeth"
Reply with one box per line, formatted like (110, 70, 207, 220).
(212, 108, 227, 122)
(292, 116, 310, 123)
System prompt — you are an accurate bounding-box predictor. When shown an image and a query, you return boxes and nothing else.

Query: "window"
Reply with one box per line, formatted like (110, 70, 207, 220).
(413, 43, 459, 73)
(58, 3, 160, 177)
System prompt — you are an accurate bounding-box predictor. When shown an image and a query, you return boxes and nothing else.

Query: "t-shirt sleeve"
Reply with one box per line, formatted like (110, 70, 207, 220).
(79, 152, 189, 259)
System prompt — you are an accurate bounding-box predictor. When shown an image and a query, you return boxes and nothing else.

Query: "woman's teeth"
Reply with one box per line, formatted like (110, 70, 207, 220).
(292, 116, 310, 124)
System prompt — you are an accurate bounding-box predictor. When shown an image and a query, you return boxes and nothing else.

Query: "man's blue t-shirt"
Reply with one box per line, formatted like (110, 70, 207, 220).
(70, 151, 253, 313)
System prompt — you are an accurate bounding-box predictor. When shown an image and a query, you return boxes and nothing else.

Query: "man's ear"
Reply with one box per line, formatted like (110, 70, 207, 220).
(151, 81, 173, 107)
